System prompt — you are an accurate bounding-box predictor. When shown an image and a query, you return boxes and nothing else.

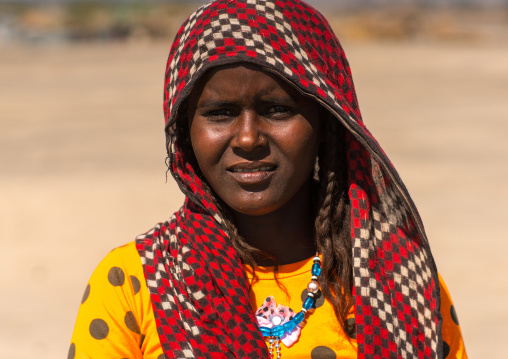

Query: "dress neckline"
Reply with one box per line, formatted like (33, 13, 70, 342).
(243, 255, 316, 280)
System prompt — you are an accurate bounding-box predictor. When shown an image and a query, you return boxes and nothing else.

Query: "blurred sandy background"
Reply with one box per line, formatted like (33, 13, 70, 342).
(1, 1, 508, 358)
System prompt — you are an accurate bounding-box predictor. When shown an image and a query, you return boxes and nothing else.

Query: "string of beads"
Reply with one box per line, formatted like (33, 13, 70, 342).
(258, 256, 322, 358)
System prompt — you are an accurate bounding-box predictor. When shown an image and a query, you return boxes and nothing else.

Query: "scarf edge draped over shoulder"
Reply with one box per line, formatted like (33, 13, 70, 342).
(136, 1, 443, 358)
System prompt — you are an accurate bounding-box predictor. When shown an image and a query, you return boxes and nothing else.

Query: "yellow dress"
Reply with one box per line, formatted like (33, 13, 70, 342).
(69, 242, 467, 358)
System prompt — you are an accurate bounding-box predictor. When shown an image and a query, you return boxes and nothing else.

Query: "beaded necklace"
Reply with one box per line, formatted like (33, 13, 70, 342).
(255, 256, 322, 358)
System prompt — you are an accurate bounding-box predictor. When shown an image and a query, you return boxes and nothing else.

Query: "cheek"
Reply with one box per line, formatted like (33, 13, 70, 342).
(190, 124, 228, 174)
(280, 122, 320, 167)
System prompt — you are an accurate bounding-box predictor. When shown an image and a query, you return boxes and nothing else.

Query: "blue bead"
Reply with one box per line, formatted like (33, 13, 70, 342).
(311, 263, 321, 276)
(272, 325, 285, 337)
(283, 320, 296, 333)
(259, 326, 271, 337)
(303, 296, 314, 310)
(294, 311, 305, 324)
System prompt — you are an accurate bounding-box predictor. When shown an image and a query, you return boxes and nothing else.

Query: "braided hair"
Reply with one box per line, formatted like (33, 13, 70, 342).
(314, 115, 353, 331)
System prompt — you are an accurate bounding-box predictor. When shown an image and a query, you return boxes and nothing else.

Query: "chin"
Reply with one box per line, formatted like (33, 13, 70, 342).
(226, 196, 281, 217)
(230, 203, 276, 217)
(234, 208, 275, 217)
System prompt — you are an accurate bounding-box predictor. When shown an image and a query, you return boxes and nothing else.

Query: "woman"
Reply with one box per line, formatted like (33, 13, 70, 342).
(69, 0, 467, 358)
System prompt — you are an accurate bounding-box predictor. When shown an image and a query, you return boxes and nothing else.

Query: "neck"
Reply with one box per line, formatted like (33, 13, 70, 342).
(232, 185, 316, 266)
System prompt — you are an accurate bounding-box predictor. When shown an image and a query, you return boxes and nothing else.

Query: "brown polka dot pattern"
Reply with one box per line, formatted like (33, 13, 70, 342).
(311, 346, 337, 358)
(157, 354, 166, 359)
(89, 318, 109, 340)
(450, 305, 459, 325)
(130, 275, 141, 295)
(443, 341, 450, 358)
(67, 342, 75, 359)
(108, 266, 125, 286)
(124, 311, 141, 334)
(301, 289, 325, 309)
(81, 284, 90, 304)
(140, 334, 146, 349)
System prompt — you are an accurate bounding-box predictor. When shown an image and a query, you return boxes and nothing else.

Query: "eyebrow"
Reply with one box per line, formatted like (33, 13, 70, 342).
(196, 100, 235, 109)
(197, 95, 295, 109)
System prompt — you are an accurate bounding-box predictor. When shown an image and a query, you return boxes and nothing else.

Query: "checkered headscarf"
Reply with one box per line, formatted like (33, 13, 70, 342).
(136, 0, 443, 358)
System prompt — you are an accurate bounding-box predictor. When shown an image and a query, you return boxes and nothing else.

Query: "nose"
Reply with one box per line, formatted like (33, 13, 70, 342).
(232, 110, 267, 152)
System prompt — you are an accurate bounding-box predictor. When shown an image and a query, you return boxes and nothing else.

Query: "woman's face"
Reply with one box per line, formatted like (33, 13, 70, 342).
(187, 64, 322, 217)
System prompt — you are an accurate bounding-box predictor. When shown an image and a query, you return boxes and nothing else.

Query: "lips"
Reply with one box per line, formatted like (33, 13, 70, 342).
(229, 166, 276, 173)
(227, 162, 277, 185)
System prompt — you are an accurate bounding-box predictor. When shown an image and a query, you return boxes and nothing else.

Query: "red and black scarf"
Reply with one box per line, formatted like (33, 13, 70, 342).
(136, 0, 443, 357)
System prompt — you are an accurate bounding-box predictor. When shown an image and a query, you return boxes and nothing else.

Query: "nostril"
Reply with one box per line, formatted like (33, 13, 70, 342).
(236, 135, 266, 151)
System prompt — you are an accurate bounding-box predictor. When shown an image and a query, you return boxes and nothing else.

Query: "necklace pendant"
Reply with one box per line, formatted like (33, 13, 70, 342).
(255, 256, 322, 357)
(275, 337, 281, 359)
(268, 336, 281, 358)
(270, 315, 283, 326)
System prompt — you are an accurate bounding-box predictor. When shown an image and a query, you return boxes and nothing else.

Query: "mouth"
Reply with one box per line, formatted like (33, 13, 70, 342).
(228, 166, 276, 173)
(226, 163, 277, 185)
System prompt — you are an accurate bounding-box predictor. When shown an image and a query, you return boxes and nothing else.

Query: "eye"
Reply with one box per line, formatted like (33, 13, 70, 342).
(203, 108, 236, 121)
(265, 105, 291, 117)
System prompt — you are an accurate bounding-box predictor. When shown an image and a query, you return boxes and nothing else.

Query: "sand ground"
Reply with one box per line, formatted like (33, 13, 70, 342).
(1, 40, 507, 358)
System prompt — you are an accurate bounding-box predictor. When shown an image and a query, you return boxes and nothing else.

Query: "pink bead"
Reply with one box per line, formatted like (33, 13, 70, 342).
(307, 281, 319, 293)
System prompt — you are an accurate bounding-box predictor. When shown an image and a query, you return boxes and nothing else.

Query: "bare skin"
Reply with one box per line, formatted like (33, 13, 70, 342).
(232, 185, 317, 265)
(188, 63, 322, 265)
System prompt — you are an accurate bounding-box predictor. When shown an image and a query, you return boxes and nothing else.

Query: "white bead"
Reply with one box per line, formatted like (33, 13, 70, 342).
(313, 256, 321, 262)
(307, 281, 319, 293)
(271, 316, 283, 326)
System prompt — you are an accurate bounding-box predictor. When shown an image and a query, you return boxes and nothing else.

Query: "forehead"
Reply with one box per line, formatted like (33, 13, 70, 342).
(189, 63, 305, 103)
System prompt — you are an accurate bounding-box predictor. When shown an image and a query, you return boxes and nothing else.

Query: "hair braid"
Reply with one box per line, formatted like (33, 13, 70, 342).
(315, 117, 353, 332)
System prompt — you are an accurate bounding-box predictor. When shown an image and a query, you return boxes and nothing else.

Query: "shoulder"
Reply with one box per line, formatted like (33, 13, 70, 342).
(70, 241, 164, 358)
(102, 241, 141, 266)
(88, 241, 144, 295)
(103, 241, 142, 269)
